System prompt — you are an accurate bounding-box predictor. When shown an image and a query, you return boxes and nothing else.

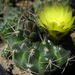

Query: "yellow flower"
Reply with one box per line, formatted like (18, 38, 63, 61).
(36, 4, 75, 40)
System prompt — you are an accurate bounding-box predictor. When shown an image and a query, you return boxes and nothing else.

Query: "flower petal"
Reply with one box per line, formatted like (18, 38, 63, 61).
(35, 18, 44, 27)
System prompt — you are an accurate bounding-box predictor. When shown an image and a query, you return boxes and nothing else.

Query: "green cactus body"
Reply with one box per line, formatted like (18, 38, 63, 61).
(13, 40, 40, 72)
(11, 34, 70, 75)
(8, 29, 24, 49)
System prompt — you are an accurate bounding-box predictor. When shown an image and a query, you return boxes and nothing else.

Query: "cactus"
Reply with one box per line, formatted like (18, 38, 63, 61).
(12, 37, 70, 75)
(0, 18, 22, 42)
(0, 18, 71, 75)
(23, 19, 40, 42)
(0, 0, 74, 75)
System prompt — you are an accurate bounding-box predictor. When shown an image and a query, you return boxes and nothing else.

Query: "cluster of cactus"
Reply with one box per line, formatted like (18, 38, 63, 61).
(0, 0, 74, 75)
(0, 17, 71, 75)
